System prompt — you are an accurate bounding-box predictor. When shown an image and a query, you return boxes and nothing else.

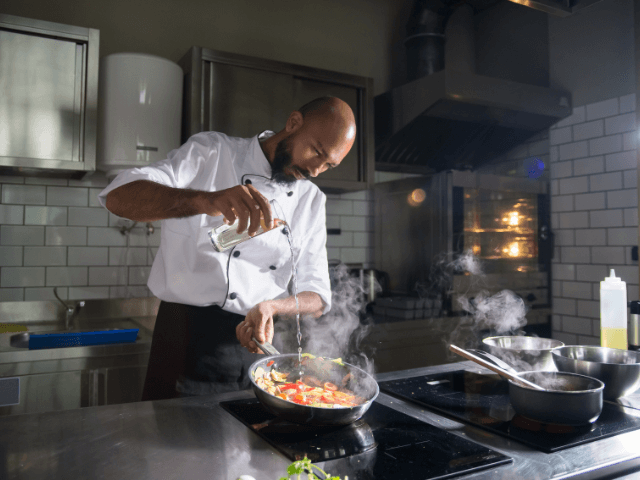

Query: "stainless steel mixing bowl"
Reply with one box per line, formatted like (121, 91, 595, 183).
(482, 336, 564, 371)
(552, 346, 640, 400)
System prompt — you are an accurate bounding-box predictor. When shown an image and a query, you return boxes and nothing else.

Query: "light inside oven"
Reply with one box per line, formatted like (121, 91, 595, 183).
(464, 189, 538, 260)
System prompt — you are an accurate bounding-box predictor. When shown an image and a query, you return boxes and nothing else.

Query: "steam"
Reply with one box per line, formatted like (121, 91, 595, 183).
(457, 290, 527, 335)
(415, 250, 487, 317)
(444, 250, 528, 334)
(415, 250, 535, 371)
(523, 372, 575, 391)
(274, 263, 378, 377)
(484, 347, 543, 374)
(453, 251, 484, 277)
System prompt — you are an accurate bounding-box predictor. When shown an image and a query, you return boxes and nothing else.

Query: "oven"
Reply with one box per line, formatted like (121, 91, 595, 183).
(373, 170, 552, 336)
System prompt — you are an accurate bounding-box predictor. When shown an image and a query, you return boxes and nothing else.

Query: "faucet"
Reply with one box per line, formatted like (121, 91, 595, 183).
(53, 288, 85, 331)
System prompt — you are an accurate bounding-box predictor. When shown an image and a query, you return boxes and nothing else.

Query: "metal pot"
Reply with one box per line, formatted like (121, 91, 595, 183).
(482, 336, 564, 371)
(462, 348, 604, 425)
(248, 353, 379, 426)
(509, 371, 604, 425)
(552, 346, 640, 400)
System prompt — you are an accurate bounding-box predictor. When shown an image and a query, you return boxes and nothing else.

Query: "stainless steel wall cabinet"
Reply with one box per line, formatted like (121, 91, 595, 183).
(0, 14, 99, 179)
(179, 47, 374, 192)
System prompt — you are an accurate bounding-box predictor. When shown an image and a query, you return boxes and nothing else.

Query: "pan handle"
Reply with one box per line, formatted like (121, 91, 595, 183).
(251, 336, 281, 356)
(449, 344, 545, 391)
(466, 349, 520, 375)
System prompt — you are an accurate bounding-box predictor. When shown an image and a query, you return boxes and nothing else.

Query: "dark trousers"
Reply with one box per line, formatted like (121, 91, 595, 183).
(141, 301, 261, 401)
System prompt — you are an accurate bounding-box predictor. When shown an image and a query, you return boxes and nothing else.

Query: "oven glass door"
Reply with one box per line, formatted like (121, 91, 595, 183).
(456, 187, 551, 274)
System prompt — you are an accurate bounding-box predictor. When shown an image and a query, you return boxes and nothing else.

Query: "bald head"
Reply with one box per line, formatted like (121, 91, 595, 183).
(267, 96, 357, 186)
(297, 96, 356, 148)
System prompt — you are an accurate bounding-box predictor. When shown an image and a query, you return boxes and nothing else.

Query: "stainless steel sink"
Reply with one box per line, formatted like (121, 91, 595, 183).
(2, 319, 143, 349)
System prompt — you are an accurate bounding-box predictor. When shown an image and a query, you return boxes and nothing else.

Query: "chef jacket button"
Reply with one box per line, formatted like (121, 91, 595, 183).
(282, 228, 289, 235)
(269, 265, 276, 270)
(287, 191, 293, 196)
(244, 179, 252, 185)
(233, 251, 241, 258)
(229, 292, 237, 300)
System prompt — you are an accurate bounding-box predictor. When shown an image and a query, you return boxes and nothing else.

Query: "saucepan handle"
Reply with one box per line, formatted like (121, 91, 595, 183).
(449, 344, 545, 391)
(466, 349, 520, 375)
(251, 336, 281, 356)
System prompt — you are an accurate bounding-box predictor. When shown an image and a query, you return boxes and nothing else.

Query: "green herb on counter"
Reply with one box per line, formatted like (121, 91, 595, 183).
(279, 457, 345, 480)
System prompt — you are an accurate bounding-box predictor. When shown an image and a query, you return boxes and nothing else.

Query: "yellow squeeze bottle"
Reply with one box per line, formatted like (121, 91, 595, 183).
(600, 269, 628, 350)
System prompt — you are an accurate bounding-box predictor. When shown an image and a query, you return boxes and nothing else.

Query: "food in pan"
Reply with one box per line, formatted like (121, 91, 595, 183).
(252, 355, 367, 408)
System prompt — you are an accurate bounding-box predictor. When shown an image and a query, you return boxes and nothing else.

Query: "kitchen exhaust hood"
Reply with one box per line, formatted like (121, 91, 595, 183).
(507, 0, 604, 17)
(374, 2, 572, 173)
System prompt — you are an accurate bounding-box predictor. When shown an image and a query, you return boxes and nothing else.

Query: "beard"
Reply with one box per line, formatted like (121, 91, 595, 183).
(271, 138, 309, 187)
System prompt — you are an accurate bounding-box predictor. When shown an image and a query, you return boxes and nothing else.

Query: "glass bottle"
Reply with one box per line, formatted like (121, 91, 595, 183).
(208, 201, 286, 252)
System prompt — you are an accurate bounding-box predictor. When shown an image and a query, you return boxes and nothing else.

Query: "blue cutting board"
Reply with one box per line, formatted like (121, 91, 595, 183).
(28, 329, 139, 350)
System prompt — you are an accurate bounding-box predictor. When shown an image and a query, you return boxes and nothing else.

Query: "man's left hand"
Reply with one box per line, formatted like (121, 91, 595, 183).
(236, 301, 276, 354)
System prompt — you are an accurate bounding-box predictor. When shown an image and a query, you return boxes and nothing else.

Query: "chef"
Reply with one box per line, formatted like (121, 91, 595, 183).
(98, 96, 356, 400)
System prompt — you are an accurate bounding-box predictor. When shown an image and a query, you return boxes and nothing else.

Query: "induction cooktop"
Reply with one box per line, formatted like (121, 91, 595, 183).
(379, 370, 640, 453)
(221, 398, 512, 479)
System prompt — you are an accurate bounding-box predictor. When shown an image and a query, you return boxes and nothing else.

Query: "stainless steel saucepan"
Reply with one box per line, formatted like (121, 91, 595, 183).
(248, 338, 379, 426)
(451, 344, 604, 425)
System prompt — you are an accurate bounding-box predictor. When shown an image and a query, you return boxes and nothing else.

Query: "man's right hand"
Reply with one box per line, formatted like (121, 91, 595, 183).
(201, 184, 274, 236)
(236, 301, 277, 354)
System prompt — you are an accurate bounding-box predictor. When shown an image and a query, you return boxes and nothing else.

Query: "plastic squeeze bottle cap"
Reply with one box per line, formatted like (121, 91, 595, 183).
(605, 269, 622, 282)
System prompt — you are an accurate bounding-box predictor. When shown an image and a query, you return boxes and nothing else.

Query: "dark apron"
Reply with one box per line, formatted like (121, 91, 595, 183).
(141, 301, 261, 401)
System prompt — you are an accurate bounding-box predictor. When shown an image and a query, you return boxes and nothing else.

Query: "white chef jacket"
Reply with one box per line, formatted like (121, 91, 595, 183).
(98, 131, 332, 316)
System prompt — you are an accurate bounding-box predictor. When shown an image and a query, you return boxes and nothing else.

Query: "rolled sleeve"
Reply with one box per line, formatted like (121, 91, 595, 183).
(97, 132, 216, 209)
(295, 192, 332, 314)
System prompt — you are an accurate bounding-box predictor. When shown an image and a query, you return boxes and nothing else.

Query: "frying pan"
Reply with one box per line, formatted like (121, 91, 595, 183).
(451, 345, 605, 425)
(248, 339, 379, 426)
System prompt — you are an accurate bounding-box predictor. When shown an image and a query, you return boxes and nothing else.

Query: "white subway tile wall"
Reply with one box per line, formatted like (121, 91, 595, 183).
(550, 93, 639, 344)
(0, 172, 154, 300)
(326, 186, 375, 266)
(0, 170, 380, 299)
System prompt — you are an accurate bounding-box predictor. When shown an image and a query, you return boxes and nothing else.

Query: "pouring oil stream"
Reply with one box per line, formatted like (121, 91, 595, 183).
(283, 226, 303, 372)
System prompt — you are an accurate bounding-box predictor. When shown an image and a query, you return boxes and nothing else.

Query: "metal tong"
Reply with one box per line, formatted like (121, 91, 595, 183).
(251, 336, 280, 356)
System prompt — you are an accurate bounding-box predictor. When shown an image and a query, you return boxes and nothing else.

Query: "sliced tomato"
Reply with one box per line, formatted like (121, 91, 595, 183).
(293, 394, 311, 405)
(320, 395, 334, 404)
(323, 382, 338, 391)
(282, 383, 300, 391)
(266, 361, 274, 367)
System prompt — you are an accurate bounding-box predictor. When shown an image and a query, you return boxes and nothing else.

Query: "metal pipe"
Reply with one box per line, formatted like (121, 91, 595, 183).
(404, 0, 447, 80)
(53, 287, 85, 331)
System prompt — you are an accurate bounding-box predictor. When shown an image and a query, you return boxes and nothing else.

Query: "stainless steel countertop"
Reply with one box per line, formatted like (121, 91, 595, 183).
(0, 296, 159, 365)
(2, 361, 640, 480)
